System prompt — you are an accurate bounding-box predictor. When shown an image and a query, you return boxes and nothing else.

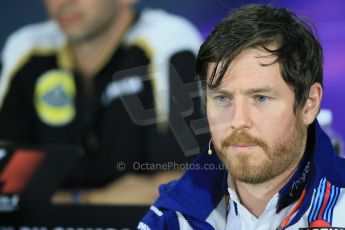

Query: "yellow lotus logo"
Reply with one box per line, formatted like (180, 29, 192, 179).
(34, 70, 76, 126)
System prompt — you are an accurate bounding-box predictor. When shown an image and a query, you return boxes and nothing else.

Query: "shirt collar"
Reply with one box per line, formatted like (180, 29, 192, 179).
(227, 173, 285, 215)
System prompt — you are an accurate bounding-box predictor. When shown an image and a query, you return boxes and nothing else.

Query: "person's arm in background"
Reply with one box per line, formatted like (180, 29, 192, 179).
(0, 24, 41, 144)
(126, 8, 207, 166)
(0, 60, 6, 145)
(142, 9, 208, 188)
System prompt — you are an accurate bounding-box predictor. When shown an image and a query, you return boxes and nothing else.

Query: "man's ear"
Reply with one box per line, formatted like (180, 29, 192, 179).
(302, 83, 323, 125)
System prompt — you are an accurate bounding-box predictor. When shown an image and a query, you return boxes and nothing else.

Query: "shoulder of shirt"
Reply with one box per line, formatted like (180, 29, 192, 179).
(1, 20, 65, 70)
(0, 20, 66, 108)
(122, 9, 203, 123)
(123, 8, 203, 61)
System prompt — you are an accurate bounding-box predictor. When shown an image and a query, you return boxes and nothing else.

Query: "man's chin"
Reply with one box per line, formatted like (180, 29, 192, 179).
(223, 152, 264, 166)
(226, 159, 274, 184)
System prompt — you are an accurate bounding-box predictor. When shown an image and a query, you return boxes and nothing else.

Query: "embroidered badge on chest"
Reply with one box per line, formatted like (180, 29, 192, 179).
(34, 69, 76, 126)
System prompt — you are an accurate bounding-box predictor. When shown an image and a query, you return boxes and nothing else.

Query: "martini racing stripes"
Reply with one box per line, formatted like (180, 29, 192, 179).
(308, 178, 341, 227)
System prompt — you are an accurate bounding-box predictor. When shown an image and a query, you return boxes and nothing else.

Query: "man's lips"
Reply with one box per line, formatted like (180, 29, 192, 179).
(57, 13, 81, 24)
(230, 143, 257, 147)
(228, 144, 258, 151)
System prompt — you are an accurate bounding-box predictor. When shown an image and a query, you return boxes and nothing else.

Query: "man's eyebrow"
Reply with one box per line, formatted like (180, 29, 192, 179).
(206, 86, 278, 96)
(244, 87, 278, 95)
(206, 87, 232, 95)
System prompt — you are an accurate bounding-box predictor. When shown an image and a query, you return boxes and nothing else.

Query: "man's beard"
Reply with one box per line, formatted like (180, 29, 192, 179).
(215, 115, 306, 184)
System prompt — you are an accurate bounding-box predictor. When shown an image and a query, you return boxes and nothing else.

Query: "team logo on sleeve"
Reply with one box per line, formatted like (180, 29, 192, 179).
(34, 70, 76, 126)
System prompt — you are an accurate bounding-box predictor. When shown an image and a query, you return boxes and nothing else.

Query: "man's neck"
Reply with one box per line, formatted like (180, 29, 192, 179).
(70, 8, 134, 78)
(234, 161, 300, 218)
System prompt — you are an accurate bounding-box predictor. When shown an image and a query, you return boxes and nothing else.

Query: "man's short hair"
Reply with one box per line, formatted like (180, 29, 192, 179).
(196, 4, 323, 110)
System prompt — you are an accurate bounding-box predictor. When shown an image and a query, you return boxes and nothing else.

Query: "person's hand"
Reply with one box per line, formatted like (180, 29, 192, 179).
(52, 171, 183, 205)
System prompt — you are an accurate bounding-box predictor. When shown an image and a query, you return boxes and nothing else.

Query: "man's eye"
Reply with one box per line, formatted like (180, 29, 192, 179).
(214, 95, 228, 103)
(256, 95, 268, 103)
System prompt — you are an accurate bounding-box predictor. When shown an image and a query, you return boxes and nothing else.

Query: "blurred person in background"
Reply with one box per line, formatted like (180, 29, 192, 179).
(317, 109, 344, 157)
(0, 0, 206, 204)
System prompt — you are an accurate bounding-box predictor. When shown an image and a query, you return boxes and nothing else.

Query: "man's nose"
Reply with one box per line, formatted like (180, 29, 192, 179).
(230, 100, 252, 130)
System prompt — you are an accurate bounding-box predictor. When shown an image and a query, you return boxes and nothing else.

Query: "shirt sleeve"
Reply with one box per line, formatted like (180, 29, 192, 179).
(0, 66, 36, 142)
(138, 206, 180, 230)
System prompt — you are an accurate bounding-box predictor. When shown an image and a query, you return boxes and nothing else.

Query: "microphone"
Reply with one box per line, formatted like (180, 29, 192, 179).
(208, 139, 212, 155)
